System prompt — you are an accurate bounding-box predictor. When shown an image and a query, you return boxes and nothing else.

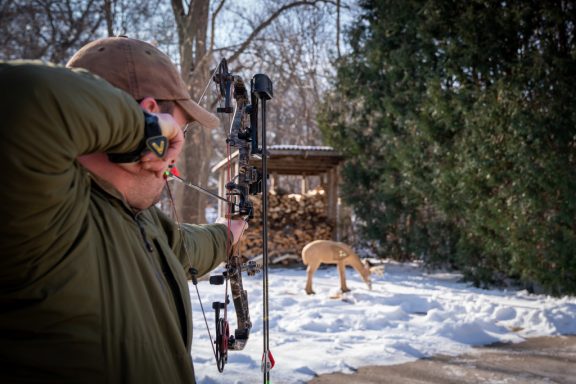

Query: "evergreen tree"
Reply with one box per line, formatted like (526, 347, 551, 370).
(320, 0, 576, 294)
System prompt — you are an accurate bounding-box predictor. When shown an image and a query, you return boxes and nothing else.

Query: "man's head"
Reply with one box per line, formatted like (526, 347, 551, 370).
(68, 37, 212, 209)
(67, 36, 219, 129)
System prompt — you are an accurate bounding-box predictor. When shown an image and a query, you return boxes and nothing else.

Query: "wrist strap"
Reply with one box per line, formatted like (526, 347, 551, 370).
(109, 111, 168, 163)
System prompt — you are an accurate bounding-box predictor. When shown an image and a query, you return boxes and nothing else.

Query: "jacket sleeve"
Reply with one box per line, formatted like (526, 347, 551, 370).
(0, 62, 145, 287)
(153, 207, 231, 277)
(179, 223, 231, 277)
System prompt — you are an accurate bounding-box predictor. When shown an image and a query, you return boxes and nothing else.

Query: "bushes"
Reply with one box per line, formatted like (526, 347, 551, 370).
(320, 0, 576, 295)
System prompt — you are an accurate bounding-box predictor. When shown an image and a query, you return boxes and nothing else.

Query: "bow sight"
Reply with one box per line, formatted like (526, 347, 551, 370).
(208, 58, 273, 377)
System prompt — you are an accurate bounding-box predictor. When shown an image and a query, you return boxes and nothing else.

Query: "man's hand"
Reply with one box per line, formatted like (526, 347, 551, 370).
(216, 217, 249, 246)
(120, 112, 184, 178)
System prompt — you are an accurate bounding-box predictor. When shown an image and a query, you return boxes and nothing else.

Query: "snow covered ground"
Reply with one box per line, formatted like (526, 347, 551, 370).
(190, 261, 576, 384)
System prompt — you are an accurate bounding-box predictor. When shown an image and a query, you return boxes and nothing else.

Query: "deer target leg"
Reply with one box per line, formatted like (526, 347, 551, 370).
(337, 261, 351, 293)
(305, 261, 320, 295)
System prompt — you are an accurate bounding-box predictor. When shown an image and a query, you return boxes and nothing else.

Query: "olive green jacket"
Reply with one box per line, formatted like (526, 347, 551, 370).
(0, 62, 228, 383)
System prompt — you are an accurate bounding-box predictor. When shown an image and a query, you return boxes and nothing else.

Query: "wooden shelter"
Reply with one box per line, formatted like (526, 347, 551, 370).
(212, 145, 345, 240)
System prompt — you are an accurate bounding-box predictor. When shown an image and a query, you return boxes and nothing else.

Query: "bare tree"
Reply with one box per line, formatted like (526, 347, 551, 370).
(0, 0, 105, 63)
(169, 0, 342, 222)
(207, 1, 345, 194)
(103, 0, 158, 38)
(0, 0, 351, 223)
(0, 0, 163, 62)
(169, 0, 214, 223)
(249, 3, 336, 146)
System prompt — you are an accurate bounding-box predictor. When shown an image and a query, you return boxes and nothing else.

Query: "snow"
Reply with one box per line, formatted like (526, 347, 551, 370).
(190, 261, 576, 384)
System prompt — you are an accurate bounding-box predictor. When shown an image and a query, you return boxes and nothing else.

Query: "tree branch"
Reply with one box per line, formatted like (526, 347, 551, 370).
(226, 0, 336, 64)
(210, 0, 226, 52)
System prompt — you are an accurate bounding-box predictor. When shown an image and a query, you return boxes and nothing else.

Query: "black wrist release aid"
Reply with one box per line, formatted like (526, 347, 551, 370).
(108, 111, 168, 163)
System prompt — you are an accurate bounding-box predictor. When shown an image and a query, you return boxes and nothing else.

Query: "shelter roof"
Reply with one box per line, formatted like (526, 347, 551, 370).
(212, 145, 344, 175)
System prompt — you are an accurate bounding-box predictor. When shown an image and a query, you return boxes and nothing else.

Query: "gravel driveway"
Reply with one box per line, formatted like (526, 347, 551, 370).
(308, 336, 576, 384)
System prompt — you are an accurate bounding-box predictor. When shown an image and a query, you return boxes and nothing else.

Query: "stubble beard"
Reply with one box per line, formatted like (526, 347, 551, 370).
(127, 172, 166, 210)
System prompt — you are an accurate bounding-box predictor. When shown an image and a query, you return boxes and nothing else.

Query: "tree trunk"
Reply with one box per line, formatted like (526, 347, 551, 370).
(171, 0, 213, 223)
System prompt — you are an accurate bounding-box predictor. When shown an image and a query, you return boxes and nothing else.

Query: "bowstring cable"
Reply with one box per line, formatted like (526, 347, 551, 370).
(164, 60, 239, 370)
(198, 62, 226, 105)
(220, 74, 239, 351)
(166, 69, 228, 363)
(223, 110, 233, 340)
(164, 178, 218, 361)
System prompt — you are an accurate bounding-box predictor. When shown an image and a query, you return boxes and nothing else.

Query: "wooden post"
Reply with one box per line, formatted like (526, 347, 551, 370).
(270, 172, 277, 193)
(327, 168, 338, 240)
(301, 175, 308, 195)
(335, 165, 341, 241)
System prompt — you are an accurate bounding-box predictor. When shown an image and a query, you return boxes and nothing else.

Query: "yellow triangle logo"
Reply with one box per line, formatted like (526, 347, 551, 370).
(151, 141, 165, 155)
(146, 136, 168, 158)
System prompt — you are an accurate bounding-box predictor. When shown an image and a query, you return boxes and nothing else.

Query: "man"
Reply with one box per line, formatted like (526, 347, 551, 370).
(0, 37, 245, 383)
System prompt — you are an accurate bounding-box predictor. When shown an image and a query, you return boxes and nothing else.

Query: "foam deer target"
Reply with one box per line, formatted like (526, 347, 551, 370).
(301, 240, 384, 295)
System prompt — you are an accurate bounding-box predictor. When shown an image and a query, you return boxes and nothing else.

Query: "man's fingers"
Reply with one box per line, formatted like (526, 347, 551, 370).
(222, 219, 249, 245)
(142, 158, 169, 172)
(131, 112, 184, 179)
(117, 162, 142, 175)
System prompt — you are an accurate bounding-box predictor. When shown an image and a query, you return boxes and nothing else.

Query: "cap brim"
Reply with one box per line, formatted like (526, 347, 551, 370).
(176, 99, 220, 129)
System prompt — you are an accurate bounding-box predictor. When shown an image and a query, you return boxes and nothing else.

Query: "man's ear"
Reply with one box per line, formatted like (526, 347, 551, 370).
(139, 97, 160, 113)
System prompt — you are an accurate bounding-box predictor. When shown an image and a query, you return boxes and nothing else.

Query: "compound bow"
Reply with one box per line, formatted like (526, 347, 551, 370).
(166, 58, 274, 380)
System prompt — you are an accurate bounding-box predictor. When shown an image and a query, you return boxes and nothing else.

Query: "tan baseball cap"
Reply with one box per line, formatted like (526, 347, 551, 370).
(67, 36, 220, 129)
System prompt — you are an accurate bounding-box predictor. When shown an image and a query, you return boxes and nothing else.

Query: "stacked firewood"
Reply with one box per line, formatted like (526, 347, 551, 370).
(238, 190, 333, 264)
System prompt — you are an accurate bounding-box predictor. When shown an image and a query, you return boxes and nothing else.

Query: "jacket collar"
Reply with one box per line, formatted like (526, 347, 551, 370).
(85, 169, 141, 215)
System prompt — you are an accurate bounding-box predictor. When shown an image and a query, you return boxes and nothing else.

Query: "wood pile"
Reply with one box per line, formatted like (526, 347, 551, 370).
(238, 189, 333, 264)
